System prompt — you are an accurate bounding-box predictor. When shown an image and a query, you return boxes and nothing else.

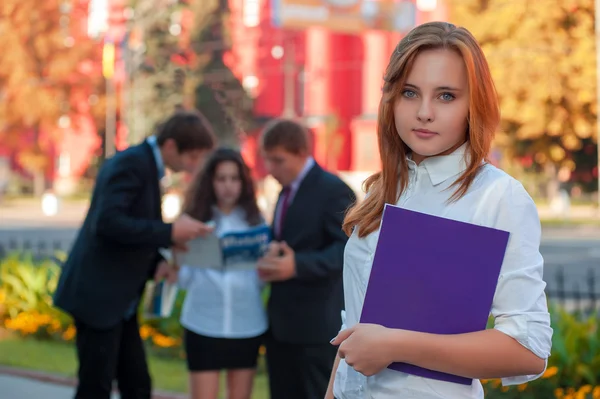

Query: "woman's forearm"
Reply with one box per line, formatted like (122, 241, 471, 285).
(388, 328, 545, 379)
(325, 350, 342, 399)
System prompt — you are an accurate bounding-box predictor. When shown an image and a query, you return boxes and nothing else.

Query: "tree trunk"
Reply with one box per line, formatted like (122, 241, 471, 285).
(31, 125, 47, 197)
(33, 171, 45, 197)
(545, 163, 559, 201)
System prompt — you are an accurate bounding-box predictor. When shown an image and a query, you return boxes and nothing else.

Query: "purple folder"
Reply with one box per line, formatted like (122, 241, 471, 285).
(359, 204, 510, 385)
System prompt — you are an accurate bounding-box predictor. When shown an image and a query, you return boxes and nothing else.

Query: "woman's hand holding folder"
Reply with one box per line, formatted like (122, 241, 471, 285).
(330, 323, 396, 377)
(331, 322, 547, 380)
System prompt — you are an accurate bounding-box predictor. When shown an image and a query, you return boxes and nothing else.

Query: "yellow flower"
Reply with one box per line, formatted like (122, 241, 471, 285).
(517, 383, 528, 392)
(139, 325, 155, 340)
(62, 325, 76, 341)
(483, 379, 501, 388)
(48, 320, 61, 333)
(152, 333, 180, 348)
(2, 311, 72, 338)
(574, 385, 594, 399)
(3, 312, 42, 335)
(543, 366, 558, 379)
(579, 385, 593, 394)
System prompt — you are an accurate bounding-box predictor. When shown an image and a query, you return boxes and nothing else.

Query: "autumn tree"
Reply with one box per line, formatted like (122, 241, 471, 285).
(125, 0, 195, 143)
(126, 0, 255, 148)
(0, 0, 100, 195)
(191, 0, 257, 147)
(449, 0, 598, 195)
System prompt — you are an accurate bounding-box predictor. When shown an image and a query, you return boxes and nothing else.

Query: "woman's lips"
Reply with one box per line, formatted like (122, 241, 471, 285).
(412, 128, 438, 139)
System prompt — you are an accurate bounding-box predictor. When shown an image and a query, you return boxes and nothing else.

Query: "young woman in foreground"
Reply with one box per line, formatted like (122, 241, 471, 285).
(326, 21, 553, 399)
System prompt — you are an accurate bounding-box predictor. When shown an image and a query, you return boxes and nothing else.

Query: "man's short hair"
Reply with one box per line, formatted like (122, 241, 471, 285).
(155, 111, 216, 152)
(260, 119, 310, 155)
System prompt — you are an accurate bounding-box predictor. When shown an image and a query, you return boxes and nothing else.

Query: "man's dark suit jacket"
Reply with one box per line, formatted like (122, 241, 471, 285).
(53, 141, 172, 329)
(268, 162, 356, 345)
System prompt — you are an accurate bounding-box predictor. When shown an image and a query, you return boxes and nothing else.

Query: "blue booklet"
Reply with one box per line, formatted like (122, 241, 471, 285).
(221, 225, 271, 269)
(173, 224, 271, 270)
(142, 281, 178, 319)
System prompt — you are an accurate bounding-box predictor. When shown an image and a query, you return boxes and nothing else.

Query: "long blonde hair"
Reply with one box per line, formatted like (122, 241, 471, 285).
(342, 22, 500, 238)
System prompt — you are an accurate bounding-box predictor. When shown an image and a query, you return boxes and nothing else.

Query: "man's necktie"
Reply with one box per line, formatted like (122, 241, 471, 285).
(277, 186, 291, 240)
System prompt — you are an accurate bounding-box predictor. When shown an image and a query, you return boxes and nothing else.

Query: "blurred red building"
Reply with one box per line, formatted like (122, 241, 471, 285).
(1, 0, 447, 195)
(0, 0, 103, 195)
(49, 0, 128, 194)
(229, 0, 447, 179)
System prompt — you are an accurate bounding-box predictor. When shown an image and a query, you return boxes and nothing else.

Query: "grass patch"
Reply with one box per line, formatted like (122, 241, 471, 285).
(0, 338, 78, 377)
(540, 218, 600, 227)
(0, 337, 269, 398)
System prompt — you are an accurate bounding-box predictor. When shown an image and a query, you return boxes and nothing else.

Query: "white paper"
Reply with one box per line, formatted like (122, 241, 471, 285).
(174, 233, 223, 268)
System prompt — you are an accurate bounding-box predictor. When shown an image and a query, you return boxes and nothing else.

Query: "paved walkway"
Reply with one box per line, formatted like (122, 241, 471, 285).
(0, 200, 88, 229)
(0, 374, 119, 399)
(0, 366, 186, 399)
(0, 198, 599, 229)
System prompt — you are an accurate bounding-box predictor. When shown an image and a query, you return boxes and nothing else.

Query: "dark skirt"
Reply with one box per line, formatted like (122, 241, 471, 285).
(184, 328, 263, 371)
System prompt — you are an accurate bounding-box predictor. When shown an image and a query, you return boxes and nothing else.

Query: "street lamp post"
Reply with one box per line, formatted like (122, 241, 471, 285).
(102, 40, 117, 159)
(271, 31, 298, 119)
(282, 36, 297, 119)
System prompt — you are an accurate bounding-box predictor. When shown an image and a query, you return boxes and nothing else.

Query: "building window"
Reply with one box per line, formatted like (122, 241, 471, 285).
(87, 0, 109, 38)
(243, 0, 260, 27)
(416, 0, 437, 12)
(58, 153, 71, 177)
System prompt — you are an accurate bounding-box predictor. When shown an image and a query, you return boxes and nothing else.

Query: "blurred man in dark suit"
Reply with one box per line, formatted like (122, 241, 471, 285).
(257, 119, 356, 399)
(54, 111, 216, 399)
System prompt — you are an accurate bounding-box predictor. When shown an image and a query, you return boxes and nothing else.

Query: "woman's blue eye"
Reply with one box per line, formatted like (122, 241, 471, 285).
(402, 90, 416, 98)
(440, 93, 455, 101)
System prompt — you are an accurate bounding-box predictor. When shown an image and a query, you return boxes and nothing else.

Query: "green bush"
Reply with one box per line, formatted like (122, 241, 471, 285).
(2, 252, 599, 397)
(0, 253, 69, 323)
(483, 305, 600, 397)
(0, 252, 186, 350)
(0, 253, 260, 358)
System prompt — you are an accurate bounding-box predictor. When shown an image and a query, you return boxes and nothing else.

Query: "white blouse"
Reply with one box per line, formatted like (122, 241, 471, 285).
(333, 144, 553, 399)
(178, 207, 268, 339)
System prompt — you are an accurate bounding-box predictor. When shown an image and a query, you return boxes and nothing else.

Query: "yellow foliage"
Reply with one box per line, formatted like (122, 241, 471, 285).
(554, 384, 600, 398)
(544, 366, 559, 379)
(517, 383, 527, 391)
(1, 310, 183, 349)
(151, 333, 181, 348)
(0, 0, 100, 153)
(62, 325, 76, 341)
(448, 0, 597, 165)
(4, 311, 62, 336)
(481, 364, 600, 398)
(0, 288, 6, 315)
(139, 324, 156, 340)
